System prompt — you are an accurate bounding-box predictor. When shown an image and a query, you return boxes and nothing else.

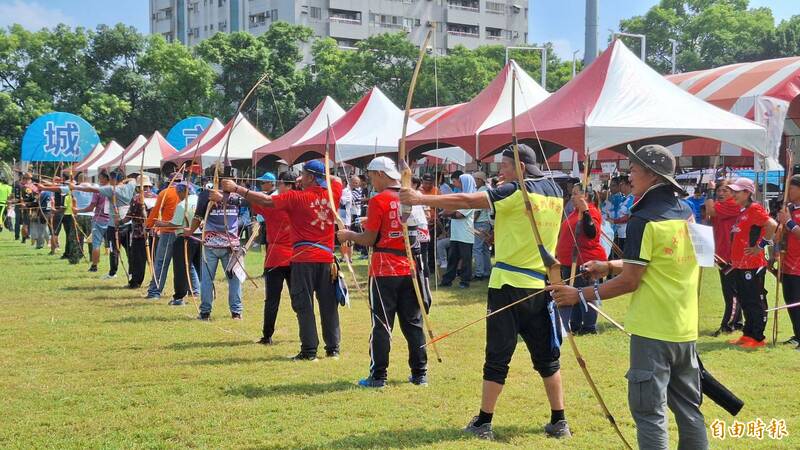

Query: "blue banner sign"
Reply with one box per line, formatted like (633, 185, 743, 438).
(21, 112, 100, 162)
(166, 116, 212, 150)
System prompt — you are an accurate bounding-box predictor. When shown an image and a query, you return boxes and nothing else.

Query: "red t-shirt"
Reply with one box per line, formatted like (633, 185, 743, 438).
(363, 189, 412, 277)
(556, 203, 607, 266)
(730, 202, 770, 269)
(782, 203, 800, 276)
(711, 198, 740, 262)
(271, 179, 342, 263)
(252, 198, 293, 268)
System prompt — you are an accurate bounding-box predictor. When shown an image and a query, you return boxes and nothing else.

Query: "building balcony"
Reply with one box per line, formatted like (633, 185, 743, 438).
(448, 3, 479, 12)
(376, 22, 404, 30)
(329, 21, 368, 40)
(329, 16, 361, 25)
(446, 30, 479, 38)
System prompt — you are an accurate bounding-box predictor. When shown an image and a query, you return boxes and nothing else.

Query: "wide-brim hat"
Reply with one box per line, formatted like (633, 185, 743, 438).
(627, 144, 684, 193)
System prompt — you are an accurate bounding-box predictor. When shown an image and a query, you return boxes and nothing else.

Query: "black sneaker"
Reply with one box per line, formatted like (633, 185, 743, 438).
(60, 254, 68, 260)
(88, 265, 98, 272)
(290, 352, 318, 362)
(326, 350, 340, 359)
(231, 313, 242, 320)
(408, 374, 428, 386)
(544, 420, 572, 439)
(168, 299, 185, 306)
(198, 312, 211, 321)
(783, 336, 799, 346)
(464, 416, 494, 440)
(257, 337, 273, 345)
(458, 282, 470, 289)
(357, 376, 386, 388)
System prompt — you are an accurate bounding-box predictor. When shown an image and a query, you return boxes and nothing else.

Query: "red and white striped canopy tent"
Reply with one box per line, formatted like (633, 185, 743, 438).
(71, 142, 105, 170)
(406, 60, 549, 159)
(176, 118, 225, 153)
(78, 140, 132, 177)
(285, 87, 423, 164)
(666, 56, 800, 158)
(479, 40, 766, 162)
(163, 113, 270, 169)
(409, 103, 465, 127)
(253, 96, 346, 165)
(101, 131, 177, 173)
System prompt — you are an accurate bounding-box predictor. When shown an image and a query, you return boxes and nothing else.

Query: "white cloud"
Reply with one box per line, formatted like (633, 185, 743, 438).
(0, 0, 75, 31)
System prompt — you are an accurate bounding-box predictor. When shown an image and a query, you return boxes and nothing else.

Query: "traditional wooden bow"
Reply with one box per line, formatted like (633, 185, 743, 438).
(398, 26, 442, 363)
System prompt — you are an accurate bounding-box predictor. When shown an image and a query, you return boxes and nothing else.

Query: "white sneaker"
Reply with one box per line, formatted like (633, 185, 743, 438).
(100, 274, 117, 280)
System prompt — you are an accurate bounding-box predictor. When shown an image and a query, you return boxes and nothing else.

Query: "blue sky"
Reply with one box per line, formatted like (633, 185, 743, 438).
(0, 0, 794, 59)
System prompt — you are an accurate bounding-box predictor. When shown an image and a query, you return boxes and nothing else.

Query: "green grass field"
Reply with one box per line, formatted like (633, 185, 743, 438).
(1, 232, 798, 449)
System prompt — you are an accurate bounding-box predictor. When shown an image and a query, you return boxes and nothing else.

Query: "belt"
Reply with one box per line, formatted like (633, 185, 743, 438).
(293, 241, 333, 255)
(493, 261, 546, 281)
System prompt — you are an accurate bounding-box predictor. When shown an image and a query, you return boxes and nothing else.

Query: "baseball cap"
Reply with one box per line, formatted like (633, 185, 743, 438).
(257, 172, 276, 182)
(501, 143, 545, 177)
(303, 160, 328, 188)
(366, 156, 401, 180)
(729, 177, 756, 194)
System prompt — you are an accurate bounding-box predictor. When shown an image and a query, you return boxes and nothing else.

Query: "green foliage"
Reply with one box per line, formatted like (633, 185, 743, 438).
(619, 0, 794, 74)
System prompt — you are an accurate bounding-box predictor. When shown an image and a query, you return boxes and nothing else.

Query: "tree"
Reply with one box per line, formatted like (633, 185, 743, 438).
(619, 0, 779, 74)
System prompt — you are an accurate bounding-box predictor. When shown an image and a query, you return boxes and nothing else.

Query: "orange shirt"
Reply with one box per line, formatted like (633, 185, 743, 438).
(146, 187, 179, 233)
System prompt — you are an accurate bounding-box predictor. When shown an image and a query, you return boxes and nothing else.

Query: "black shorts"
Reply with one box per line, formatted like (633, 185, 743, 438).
(483, 285, 562, 383)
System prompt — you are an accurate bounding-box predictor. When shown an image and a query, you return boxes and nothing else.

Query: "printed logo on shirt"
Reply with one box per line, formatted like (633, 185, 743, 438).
(309, 197, 334, 229)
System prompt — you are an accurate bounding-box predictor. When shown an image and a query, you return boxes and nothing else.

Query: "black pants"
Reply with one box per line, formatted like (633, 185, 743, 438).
(14, 205, 21, 239)
(290, 262, 340, 356)
(733, 268, 768, 341)
(419, 242, 431, 277)
(368, 275, 427, 380)
(128, 237, 147, 288)
(62, 215, 82, 264)
(106, 226, 130, 277)
(173, 236, 202, 299)
(263, 265, 291, 339)
(442, 241, 473, 285)
(782, 273, 800, 340)
(484, 286, 561, 383)
(426, 225, 438, 278)
(718, 269, 743, 330)
(52, 211, 64, 236)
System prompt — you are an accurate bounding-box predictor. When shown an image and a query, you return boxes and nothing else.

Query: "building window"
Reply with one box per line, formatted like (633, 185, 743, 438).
(485, 1, 505, 14)
(329, 9, 361, 25)
(218, 0, 225, 6)
(486, 27, 502, 40)
(447, 0, 479, 12)
(219, 21, 227, 31)
(310, 7, 322, 20)
(249, 12, 267, 27)
(446, 22, 479, 37)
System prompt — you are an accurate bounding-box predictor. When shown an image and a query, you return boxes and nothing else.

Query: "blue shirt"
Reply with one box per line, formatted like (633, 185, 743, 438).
(685, 195, 706, 223)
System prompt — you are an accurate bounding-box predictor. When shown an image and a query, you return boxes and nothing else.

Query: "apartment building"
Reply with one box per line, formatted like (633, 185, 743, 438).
(150, 0, 529, 60)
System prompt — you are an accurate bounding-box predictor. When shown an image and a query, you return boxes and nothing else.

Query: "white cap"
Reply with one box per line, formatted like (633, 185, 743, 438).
(367, 156, 401, 180)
